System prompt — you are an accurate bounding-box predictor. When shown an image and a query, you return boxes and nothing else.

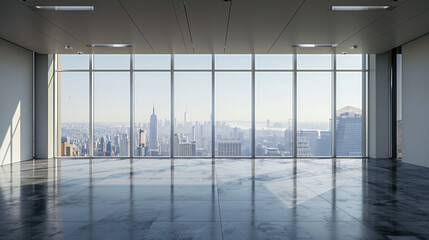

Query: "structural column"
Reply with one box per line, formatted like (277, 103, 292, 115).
(368, 53, 390, 158)
(35, 54, 55, 159)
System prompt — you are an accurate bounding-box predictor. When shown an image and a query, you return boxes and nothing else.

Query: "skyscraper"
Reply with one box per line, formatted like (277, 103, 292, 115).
(119, 134, 128, 156)
(336, 106, 362, 156)
(217, 140, 241, 156)
(138, 129, 147, 156)
(191, 126, 196, 142)
(184, 111, 189, 124)
(149, 107, 158, 150)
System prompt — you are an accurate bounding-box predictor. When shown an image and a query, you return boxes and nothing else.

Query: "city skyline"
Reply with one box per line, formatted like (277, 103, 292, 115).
(61, 105, 362, 157)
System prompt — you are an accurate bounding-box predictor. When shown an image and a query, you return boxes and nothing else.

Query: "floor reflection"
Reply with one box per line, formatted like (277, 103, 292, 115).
(1, 158, 428, 239)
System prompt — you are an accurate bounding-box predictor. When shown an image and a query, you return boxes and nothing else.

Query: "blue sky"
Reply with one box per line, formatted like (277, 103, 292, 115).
(59, 54, 363, 126)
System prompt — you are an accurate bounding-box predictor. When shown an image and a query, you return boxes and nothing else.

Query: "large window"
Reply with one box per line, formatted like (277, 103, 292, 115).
(58, 72, 90, 156)
(134, 72, 170, 157)
(93, 72, 130, 156)
(255, 72, 293, 156)
(216, 72, 252, 157)
(56, 54, 367, 158)
(297, 72, 332, 157)
(175, 72, 211, 156)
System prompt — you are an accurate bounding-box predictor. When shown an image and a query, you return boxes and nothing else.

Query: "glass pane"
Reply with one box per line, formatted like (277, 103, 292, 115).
(58, 54, 89, 70)
(135, 54, 170, 70)
(297, 54, 332, 70)
(93, 72, 130, 156)
(337, 54, 363, 70)
(174, 72, 211, 156)
(93, 54, 130, 70)
(174, 55, 211, 70)
(255, 72, 293, 156)
(397, 54, 402, 158)
(58, 72, 90, 156)
(215, 54, 251, 70)
(255, 54, 293, 70)
(216, 72, 251, 156)
(297, 72, 331, 156)
(135, 72, 170, 156)
(336, 72, 362, 156)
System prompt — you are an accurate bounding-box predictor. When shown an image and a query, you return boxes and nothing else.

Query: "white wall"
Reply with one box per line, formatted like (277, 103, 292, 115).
(0, 38, 33, 166)
(402, 34, 429, 167)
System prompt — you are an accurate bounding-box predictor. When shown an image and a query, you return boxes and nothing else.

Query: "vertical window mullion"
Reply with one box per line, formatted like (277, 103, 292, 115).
(332, 54, 337, 158)
(251, 54, 256, 158)
(130, 54, 134, 157)
(89, 54, 94, 157)
(292, 54, 297, 158)
(170, 55, 174, 158)
(362, 54, 368, 157)
(212, 54, 215, 158)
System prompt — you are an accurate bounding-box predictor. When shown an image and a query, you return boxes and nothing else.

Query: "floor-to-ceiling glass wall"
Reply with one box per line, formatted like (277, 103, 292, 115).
(173, 55, 212, 157)
(255, 55, 293, 157)
(297, 55, 332, 156)
(93, 55, 130, 156)
(57, 55, 90, 156)
(134, 54, 171, 157)
(336, 54, 364, 156)
(215, 54, 252, 157)
(56, 53, 367, 158)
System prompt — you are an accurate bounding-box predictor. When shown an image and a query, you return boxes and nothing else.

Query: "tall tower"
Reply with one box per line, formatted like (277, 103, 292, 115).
(149, 107, 158, 149)
(119, 133, 128, 156)
(184, 111, 189, 124)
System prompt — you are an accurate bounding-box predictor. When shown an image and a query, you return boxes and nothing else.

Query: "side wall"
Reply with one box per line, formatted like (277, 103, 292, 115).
(402, 34, 429, 167)
(0, 38, 33, 165)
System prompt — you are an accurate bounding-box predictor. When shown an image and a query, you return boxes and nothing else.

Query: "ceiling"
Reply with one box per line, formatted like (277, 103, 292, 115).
(1, 0, 429, 54)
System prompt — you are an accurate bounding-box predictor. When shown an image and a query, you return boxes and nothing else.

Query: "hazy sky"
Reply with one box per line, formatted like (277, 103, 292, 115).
(59, 54, 364, 124)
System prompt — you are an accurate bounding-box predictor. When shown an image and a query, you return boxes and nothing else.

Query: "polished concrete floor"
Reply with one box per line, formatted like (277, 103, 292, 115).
(0, 158, 428, 240)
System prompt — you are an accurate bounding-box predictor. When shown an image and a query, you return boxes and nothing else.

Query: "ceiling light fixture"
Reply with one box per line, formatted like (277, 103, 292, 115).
(292, 44, 338, 48)
(34, 6, 95, 11)
(351, 45, 358, 49)
(331, 6, 393, 11)
(64, 45, 72, 49)
(88, 44, 133, 48)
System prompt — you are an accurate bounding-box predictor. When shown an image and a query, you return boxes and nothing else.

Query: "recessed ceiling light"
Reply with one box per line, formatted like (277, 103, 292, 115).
(351, 45, 358, 49)
(331, 6, 393, 11)
(88, 44, 133, 48)
(77, 52, 84, 55)
(34, 6, 95, 11)
(292, 44, 338, 48)
(64, 45, 72, 49)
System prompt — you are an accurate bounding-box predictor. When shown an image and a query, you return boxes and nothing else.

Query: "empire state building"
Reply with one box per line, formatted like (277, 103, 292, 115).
(149, 107, 158, 150)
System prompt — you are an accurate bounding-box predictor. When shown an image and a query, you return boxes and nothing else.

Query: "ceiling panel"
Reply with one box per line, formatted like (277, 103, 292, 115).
(337, 0, 429, 54)
(0, 0, 89, 53)
(21, 0, 154, 54)
(119, 0, 191, 54)
(269, 0, 397, 53)
(225, 0, 304, 54)
(1, 0, 429, 54)
(177, 0, 230, 53)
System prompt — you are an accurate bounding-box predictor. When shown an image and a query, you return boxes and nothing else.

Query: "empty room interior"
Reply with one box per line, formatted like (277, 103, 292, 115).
(2, 0, 429, 239)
